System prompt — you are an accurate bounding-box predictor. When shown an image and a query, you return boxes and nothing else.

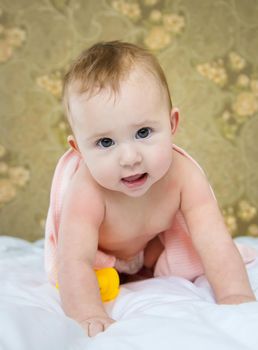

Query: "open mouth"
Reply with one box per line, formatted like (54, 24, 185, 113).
(121, 173, 148, 188)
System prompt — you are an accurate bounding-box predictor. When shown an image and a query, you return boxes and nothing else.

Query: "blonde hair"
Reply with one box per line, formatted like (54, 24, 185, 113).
(63, 40, 172, 120)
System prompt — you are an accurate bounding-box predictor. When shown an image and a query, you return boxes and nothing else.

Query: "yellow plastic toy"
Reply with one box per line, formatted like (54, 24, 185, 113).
(95, 267, 120, 302)
(56, 267, 120, 302)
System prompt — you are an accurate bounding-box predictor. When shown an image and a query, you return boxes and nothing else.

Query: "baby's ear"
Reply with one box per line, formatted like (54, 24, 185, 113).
(170, 108, 179, 135)
(67, 135, 80, 153)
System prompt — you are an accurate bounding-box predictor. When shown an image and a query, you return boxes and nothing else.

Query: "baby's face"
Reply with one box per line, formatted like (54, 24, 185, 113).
(68, 69, 176, 197)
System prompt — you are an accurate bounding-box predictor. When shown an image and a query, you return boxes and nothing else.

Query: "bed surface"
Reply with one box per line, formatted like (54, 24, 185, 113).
(1, 236, 258, 350)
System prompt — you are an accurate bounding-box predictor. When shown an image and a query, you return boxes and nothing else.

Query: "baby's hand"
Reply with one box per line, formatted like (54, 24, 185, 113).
(80, 316, 116, 337)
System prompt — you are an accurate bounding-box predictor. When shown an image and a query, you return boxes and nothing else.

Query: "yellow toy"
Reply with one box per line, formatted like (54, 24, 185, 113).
(95, 267, 120, 302)
(56, 267, 120, 302)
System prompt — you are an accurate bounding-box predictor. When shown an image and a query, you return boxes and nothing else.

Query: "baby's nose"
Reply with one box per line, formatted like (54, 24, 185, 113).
(119, 144, 142, 167)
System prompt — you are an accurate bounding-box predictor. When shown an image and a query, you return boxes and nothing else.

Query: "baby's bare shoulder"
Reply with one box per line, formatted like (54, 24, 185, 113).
(172, 148, 207, 186)
(64, 159, 105, 222)
(72, 159, 102, 193)
(174, 151, 216, 213)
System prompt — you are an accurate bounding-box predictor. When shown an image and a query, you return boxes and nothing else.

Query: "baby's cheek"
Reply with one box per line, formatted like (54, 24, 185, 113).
(148, 147, 172, 181)
(154, 144, 172, 168)
(90, 159, 115, 185)
(82, 157, 103, 181)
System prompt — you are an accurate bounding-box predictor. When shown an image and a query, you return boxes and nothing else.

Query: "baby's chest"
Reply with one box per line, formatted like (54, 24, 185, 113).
(98, 194, 179, 254)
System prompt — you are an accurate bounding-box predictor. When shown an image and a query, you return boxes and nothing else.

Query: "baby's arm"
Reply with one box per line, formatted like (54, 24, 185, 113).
(180, 162, 256, 304)
(57, 160, 114, 336)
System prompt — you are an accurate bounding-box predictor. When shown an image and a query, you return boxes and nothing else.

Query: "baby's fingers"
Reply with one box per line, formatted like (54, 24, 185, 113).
(84, 318, 115, 337)
(88, 321, 104, 337)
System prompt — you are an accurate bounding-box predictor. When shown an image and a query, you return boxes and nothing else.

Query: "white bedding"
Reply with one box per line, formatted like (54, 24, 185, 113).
(1, 236, 258, 350)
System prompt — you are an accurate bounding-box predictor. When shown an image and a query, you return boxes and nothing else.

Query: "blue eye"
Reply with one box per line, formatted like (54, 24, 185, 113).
(136, 127, 152, 139)
(97, 138, 114, 148)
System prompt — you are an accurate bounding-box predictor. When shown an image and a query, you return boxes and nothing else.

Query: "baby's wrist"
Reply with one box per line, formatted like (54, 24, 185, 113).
(74, 304, 108, 324)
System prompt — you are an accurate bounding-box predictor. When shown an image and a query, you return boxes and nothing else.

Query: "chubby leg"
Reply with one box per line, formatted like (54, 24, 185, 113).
(144, 235, 165, 269)
(119, 236, 164, 284)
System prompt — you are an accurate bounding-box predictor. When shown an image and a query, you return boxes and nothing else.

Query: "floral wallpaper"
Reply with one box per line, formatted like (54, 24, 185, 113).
(0, 0, 258, 241)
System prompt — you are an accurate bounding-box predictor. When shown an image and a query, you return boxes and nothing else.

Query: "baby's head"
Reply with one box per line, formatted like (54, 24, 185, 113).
(63, 40, 173, 124)
(62, 41, 179, 197)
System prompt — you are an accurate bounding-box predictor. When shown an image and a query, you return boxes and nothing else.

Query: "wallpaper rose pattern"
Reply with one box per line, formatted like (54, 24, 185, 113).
(0, 0, 258, 241)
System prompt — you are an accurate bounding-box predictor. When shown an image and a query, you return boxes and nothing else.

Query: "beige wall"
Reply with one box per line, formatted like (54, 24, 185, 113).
(0, 0, 258, 241)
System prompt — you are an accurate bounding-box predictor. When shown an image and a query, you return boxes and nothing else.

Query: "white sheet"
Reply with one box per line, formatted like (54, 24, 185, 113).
(0, 236, 258, 350)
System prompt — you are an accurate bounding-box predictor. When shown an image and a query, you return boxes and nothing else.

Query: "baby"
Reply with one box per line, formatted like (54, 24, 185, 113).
(44, 41, 256, 337)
